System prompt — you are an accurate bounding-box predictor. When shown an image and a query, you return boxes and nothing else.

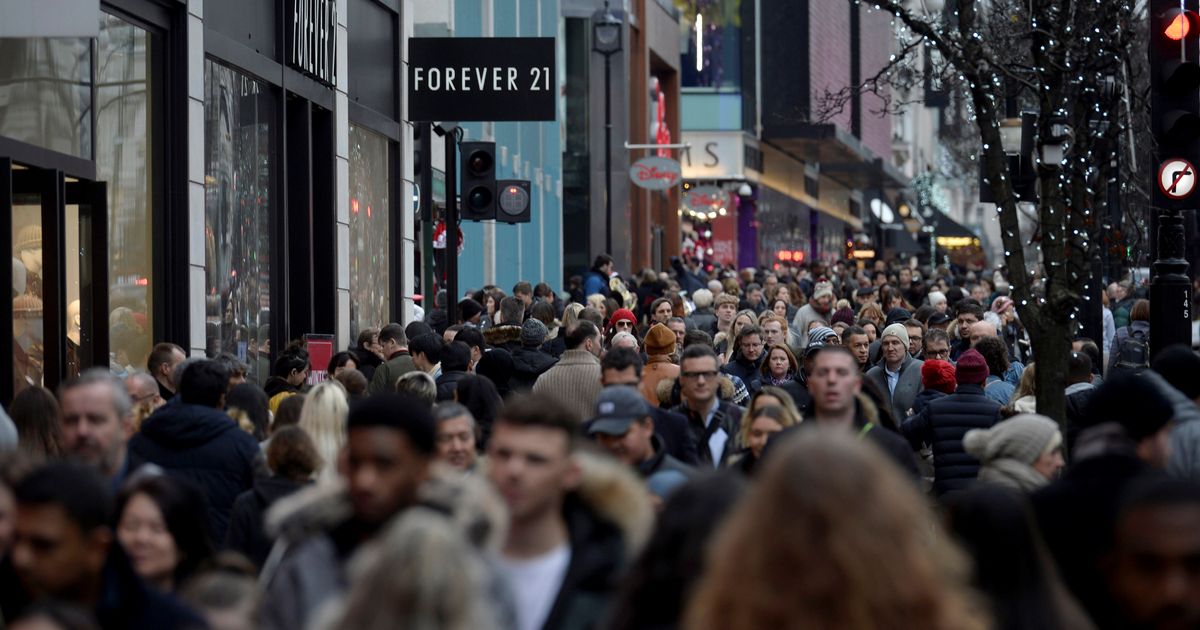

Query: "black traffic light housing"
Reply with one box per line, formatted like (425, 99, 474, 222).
(496, 179, 532, 223)
(1151, 0, 1200, 209)
(460, 141, 496, 221)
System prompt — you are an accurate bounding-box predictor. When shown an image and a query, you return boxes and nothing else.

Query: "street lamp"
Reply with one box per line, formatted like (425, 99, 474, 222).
(593, 2, 622, 255)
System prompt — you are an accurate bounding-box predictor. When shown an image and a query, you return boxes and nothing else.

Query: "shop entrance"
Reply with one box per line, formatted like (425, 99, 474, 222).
(2, 158, 108, 404)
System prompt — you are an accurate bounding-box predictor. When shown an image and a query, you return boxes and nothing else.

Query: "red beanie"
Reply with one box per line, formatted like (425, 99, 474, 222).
(921, 359, 957, 394)
(608, 308, 637, 329)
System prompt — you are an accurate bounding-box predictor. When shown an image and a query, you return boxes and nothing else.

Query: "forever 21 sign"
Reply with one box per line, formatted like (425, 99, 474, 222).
(408, 38, 556, 122)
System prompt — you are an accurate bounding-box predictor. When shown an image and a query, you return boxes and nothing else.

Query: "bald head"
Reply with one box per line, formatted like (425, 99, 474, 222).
(969, 320, 999, 346)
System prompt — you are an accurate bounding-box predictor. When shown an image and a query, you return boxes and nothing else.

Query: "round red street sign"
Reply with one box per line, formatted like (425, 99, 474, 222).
(1157, 158, 1196, 200)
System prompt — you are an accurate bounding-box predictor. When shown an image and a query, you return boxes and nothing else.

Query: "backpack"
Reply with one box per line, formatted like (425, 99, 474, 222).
(1112, 328, 1149, 374)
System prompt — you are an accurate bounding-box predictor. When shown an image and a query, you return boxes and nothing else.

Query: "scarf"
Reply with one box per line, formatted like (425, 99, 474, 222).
(977, 458, 1049, 493)
(766, 372, 794, 387)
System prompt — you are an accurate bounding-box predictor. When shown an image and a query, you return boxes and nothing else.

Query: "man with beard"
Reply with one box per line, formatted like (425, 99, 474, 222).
(59, 369, 134, 487)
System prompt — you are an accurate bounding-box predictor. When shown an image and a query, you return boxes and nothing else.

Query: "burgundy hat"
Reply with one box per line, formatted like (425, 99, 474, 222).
(955, 349, 989, 386)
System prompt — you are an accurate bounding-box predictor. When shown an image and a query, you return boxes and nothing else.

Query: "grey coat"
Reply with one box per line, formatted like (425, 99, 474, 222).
(865, 355, 925, 425)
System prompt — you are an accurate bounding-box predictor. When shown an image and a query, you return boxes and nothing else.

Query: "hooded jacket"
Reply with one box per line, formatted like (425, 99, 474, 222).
(260, 465, 514, 630)
(536, 452, 654, 630)
(436, 369, 472, 401)
(128, 400, 259, 542)
(899, 383, 1002, 496)
(509, 346, 559, 391)
(347, 345, 383, 382)
(483, 325, 524, 353)
(225, 476, 310, 568)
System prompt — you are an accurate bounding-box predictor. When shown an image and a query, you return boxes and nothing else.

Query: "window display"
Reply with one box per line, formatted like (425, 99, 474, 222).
(204, 60, 275, 384)
(348, 125, 390, 340)
(12, 201, 45, 394)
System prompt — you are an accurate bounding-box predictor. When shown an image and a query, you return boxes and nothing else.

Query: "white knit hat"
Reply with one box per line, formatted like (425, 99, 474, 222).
(928, 291, 946, 307)
(964, 414, 1061, 465)
(812, 281, 834, 300)
(880, 322, 910, 348)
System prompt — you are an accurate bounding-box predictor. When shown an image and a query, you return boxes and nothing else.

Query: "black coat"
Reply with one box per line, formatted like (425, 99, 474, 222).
(509, 346, 559, 391)
(226, 476, 309, 568)
(542, 494, 627, 630)
(436, 370, 471, 401)
(347, 346, 383, 382)
(686, 308, 718, 337)
(1032, 454, 1154, 628)
(909, 388, 947, 419)
(900, 384, 1002, 496)
(669, 400, 744, 468)
(585, 407, 700, 467)
(128, 400, 259, 542)
(541, 335, 567, 359)
(721, 353, 764, 395)
(761, 376, 812, 417)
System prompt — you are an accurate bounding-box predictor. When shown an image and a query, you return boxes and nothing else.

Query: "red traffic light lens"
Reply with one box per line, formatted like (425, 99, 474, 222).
(1166, 9, 1191, 40)
(468, 151, 493, 175)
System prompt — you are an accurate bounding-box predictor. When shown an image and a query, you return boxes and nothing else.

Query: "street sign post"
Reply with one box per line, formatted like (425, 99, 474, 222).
(408, 38, 557, 122)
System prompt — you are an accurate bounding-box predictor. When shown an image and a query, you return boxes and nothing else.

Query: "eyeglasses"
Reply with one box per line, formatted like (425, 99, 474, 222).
(909, 335, 923, 343)
(681, 370, 719, 380)
(926, 348, 950, 358)
(615, 320, 634, 329)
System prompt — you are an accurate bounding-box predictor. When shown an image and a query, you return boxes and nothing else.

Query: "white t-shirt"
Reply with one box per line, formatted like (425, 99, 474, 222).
(498, 543, 572, 630)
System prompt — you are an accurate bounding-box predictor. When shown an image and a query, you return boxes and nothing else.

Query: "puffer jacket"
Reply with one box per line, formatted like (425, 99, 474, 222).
(899, 383, 1002, 496)
(128, 400, 259, 541)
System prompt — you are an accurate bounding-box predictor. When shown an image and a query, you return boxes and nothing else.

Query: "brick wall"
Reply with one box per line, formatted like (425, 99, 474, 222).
(859, 6, 894, 160)
(807, 0, 852, 130)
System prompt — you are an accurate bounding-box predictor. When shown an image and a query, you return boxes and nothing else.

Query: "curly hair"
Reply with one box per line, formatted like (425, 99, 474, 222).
(685, 429, 987, 630)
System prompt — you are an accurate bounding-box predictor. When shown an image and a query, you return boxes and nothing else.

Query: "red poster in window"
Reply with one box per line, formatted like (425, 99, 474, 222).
(305, 334, 335, 385)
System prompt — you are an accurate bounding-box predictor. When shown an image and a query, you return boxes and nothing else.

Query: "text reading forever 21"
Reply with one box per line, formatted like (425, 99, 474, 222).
(408, 37, 556, 122)
(412, 66, 552, 93)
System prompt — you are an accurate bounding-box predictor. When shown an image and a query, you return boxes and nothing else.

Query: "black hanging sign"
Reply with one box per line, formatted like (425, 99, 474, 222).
(408, 37, 556, 122)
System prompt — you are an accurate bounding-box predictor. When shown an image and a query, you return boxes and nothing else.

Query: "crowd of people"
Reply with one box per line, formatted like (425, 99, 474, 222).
(1, 253, 1200, 630)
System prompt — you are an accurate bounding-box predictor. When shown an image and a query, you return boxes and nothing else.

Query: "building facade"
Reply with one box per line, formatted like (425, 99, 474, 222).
(3, 0, 413, 403)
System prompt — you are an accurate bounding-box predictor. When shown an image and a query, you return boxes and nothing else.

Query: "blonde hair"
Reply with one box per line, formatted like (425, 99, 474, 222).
(298, 381, 349, 483)
(740, 388, 801, 447)
(587, 294, 607, 312)
(686, 429, 986, 630)
(561, 302, 586, 332)
(327, 508, 496, 630)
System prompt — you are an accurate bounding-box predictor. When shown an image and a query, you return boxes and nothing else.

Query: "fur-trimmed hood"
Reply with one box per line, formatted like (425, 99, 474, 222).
(265, 463, 509, 552)
(483, 325, 523, 348)
(567, 449, 655, 554)
(654, 373, 737, 408)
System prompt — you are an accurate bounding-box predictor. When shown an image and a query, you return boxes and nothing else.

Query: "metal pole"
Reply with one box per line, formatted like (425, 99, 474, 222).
(604, 52, 613, 255)
(419, 122, 434, 319)
(1149, 208, 1192, 357)
(445, 129, 459, 325)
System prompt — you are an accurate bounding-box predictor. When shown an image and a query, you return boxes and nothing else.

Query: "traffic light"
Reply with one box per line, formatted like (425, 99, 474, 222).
(1151, 0, 1200, 209)
(460, 141, 496, 221)
(496, 180, 531, 223)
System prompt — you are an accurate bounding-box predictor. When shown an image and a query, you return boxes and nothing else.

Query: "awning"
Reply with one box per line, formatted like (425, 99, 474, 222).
(928, 211, 977, 240)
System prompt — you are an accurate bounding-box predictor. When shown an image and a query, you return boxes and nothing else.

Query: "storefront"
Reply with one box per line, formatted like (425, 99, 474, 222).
(3, 0, 408, 403)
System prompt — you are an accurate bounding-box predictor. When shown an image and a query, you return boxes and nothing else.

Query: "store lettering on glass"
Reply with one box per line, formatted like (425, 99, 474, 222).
(291, 0, 337, 86)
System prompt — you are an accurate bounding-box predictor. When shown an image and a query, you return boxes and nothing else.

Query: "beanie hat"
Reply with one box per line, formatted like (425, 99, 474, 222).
(644, 323, 676, 356)
(880, 323, 910, 349)
(921, 359, 957, 394)
(1151, 345, 1200, 400)
(520, 318, 548, 347)
(928, 291, 946, 308)
(964, 414, 1061, 465)
(608, 308, 637, 330)
(1083, 371, 1175, 441)
(830, 306, 856, 327)
(812, 281, 834, 301)
(808, 326, 838, 347)
(955, 349, 989, 385)
(458, 298, 484, 322)
(885, 308, 912, 326)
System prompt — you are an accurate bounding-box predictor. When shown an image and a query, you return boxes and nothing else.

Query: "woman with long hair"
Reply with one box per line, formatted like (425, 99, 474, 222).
(757, 344, 809, 411)
(859, 304, 886, 331)
(687, 429, 987, 630)
(1108, 298, 1151, 374)
(8, 386, 62, 458)
(298, 380, 349, 483)
(717, 309, 758, 362)
(1003, 363, 1037, 417)
(732, 404, 800, 474)
(116, 473, 214, 593)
